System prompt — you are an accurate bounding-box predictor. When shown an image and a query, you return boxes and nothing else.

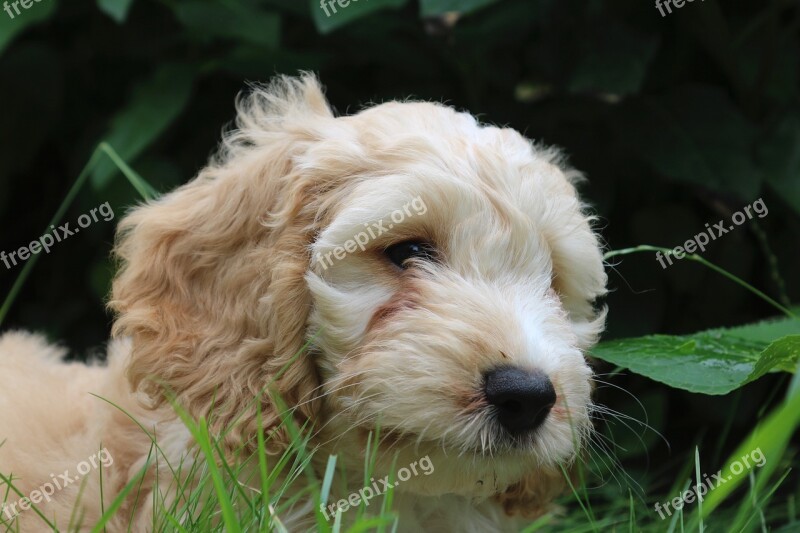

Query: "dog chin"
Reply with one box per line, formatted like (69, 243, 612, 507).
(364, 445, 559, 500)
(328, 416, 583, 498)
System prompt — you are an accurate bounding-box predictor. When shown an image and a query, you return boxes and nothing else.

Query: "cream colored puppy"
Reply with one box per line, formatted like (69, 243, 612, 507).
(0, 74, 606, 532)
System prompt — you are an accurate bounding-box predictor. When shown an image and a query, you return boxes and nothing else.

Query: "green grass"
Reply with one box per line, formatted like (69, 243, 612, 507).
(1, 146, 799, 532)
(3, 386, 794, 532)
(1, 352, 799, 531)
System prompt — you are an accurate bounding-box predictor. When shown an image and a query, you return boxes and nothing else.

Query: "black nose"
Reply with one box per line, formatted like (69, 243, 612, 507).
(484, 366, 556, 434)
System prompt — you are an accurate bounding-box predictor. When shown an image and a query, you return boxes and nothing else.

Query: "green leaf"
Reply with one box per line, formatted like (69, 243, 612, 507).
(310, 0, 407, 34)
(750, 335, 800, 377)
(0, 0, 57, 54)
(173, 1, 280, 48)
(568, 20, 659, 96)
(97, 0, 134, 23)
(591, 315, 800, 394)
(419, 0, 498, 17)
(91, 64, 195, 190)
(710, 308, 800, 343)
(616, 85, 762, 199)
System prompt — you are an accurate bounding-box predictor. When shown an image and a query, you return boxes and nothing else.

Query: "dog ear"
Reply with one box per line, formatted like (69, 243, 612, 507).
(109, 74, 333, 452)
(493, 465, 571, 519)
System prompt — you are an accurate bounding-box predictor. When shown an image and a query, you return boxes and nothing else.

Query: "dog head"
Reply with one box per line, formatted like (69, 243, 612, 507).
(110, 74, 606, 513)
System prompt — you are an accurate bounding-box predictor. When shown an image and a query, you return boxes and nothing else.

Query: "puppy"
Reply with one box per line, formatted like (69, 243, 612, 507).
(0, 74, 606, 532)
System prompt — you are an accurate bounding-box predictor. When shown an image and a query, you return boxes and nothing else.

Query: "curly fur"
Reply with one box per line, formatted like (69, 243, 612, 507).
(0, 74, 606, 532)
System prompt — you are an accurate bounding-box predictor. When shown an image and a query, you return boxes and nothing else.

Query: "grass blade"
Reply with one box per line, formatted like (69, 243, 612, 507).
(0, 143, 156, 328)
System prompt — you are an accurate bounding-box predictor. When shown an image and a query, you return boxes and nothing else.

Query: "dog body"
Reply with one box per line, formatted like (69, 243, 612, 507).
(0, 334, 522, 532)
(0, 334, 182, 532)
(0, 75, 606, 531)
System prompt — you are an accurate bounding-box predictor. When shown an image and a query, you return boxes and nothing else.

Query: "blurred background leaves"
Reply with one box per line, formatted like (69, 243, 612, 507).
(1, 0, 791, 345)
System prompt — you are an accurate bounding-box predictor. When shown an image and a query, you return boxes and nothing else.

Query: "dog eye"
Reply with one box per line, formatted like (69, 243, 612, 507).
(384, 240, 436, 269)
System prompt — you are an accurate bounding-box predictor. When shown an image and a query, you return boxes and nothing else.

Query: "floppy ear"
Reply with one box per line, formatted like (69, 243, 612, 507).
(109, 74, 333, 452)
(493, 465, 571, 519)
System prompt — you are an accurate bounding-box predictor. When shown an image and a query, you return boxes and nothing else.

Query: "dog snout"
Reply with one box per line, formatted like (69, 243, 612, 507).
(483, 366, 556, 434)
